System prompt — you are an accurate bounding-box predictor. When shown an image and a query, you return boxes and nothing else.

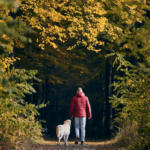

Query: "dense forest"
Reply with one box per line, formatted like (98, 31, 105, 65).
(1, 0, 150, 149)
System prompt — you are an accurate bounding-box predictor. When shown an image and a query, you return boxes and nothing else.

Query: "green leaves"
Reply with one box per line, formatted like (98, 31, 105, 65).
(104, 1, 150, 149)
(105, 52, 115, 58)
(0, 0, 45, 148)
(0, 0, 17, 9)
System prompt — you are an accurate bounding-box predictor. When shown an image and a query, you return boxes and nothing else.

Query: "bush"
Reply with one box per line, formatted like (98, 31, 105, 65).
(0, 0, 46, 149)
(113, 121, 150, 150)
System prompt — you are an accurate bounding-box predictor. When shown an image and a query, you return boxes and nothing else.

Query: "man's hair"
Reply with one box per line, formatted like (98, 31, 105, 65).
(77, 87, 83, 92)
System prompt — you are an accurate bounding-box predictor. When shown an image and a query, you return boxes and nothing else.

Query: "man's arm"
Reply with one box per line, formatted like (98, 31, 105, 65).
(70, 98, 74, 119)
(86, 98, 92, 119)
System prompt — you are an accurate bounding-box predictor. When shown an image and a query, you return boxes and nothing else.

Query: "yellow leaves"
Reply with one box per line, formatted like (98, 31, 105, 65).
(68, 5, 76, 12)
(146, 57, 150, 63)
(34, 6, 39, 14)
(39, 44, 45, 50)
(17, 0, 110, 52)
(19, 0, 146, 54)
(98, 41, 105, 46)
(123, 43, 128, 49)
(125, 19, 134, 25)
(67, 44, 76, 50)
(0, 57, 17, 72)
(121, 11, 129, 20)
(57, 0, 69, 7)
(30, 17, 37, 24)
(87, 45, 101, 52)
(89, 3, 107, 16)
(136, 17, 142, 23)
(76, 0, 82, 6)
(125, 4, 137, 10)
(1, 34, 9, 40)
(0, 32, 14, 53)
(68, 31, 76, 38)
(133, 2, 140, 9)
(0, 1, 45, 147)
(81, 40, 88, 47)
(116, 26, 123, 32)
(83, 6, 92, 14)
(47, 11, 64, 22)
(126, 79, 133, 87)
(50, 42, 58, 49)
(140, 95, 144, 98)
(4, 57, 16, 64)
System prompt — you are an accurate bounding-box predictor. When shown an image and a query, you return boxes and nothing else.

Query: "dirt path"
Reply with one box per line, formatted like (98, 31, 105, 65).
(21, 140, 123, 150)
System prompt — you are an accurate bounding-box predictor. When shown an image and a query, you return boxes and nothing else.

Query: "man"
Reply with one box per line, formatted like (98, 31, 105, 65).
(70, 87, 92, 145)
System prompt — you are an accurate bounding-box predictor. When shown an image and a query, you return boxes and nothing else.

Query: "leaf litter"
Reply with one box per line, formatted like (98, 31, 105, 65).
(20, 139, 123, 150)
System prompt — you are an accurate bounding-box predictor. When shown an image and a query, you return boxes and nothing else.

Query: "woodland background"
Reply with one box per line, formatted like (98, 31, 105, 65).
(1, 0, 150, 149)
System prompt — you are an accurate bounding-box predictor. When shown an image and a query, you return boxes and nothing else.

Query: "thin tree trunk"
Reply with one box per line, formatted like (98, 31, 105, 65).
(56, 84, 59, 125)
(101, 73, 106, 137)
(112, 67, 117, 136)
(109, 62, 113, 138)
(37, 80, 42, 105)
(105, 59, 113, 138)
(40, 78, 46, 121)
(28, 93, 32, 103)
(44, 76, 48, 129)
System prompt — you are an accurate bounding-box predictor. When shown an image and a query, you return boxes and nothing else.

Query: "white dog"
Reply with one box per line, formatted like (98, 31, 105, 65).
(56, 119, 71, 146)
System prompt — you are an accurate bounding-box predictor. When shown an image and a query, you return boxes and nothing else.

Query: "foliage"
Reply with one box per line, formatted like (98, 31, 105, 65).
(15, 39, 93, 84)
(9, 0, 150, 148)
(105, 0, 150, 149)
(17, 0, 109, 52)
(108, 52, 150, 149)
(14, 0, 110, 85)
(0, 0, 46, 148)
(16, 0, 150, 85)
(113, 121, 149, 150)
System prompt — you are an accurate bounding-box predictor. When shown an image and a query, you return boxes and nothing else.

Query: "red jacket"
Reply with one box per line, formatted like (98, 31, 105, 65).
(70, 92, 92, 119)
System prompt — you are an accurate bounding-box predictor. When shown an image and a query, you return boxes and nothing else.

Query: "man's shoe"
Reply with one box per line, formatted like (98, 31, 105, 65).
(81, 141, 84, 145)
(75, 137, 79, 144)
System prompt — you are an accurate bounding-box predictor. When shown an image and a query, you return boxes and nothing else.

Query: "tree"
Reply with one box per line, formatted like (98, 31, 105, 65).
(16, 0, 150, 143)
(0, 0, 46, 148)
(15, 0, 110, 86)
(104, 0, 150, 149)
(18, 0, 109, 51)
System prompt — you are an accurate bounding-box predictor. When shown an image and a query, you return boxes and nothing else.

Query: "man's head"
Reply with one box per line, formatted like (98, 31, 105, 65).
(77, 87, 83, 92)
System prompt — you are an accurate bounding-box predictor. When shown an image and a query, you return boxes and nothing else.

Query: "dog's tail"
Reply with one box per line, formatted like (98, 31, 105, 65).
(56, 126, 60, 137)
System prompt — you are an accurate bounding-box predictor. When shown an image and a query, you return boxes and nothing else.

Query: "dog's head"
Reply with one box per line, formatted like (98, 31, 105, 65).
(64, 119, 71, 126)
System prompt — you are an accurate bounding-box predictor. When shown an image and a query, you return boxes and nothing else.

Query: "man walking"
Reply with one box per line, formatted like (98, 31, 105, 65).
(70, 87, 92, 145)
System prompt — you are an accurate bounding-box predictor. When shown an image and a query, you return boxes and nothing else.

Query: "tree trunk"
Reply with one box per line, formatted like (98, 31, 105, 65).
(44, 76, 49, 129)
(40, 78, 46, 121)
(109, 62, 113, 138)
(101, 73, 106, 137)
(56, 84, 60, 125)
(105, 59, 113, 138)
(112, 67, 117, 137)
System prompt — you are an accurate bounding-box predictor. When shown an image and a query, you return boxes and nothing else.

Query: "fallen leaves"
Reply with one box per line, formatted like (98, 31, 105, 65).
(20, 139, 123, 150)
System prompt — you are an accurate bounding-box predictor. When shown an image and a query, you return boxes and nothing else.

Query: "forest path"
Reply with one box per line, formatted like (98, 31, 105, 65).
(21, 139, 123, 150)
